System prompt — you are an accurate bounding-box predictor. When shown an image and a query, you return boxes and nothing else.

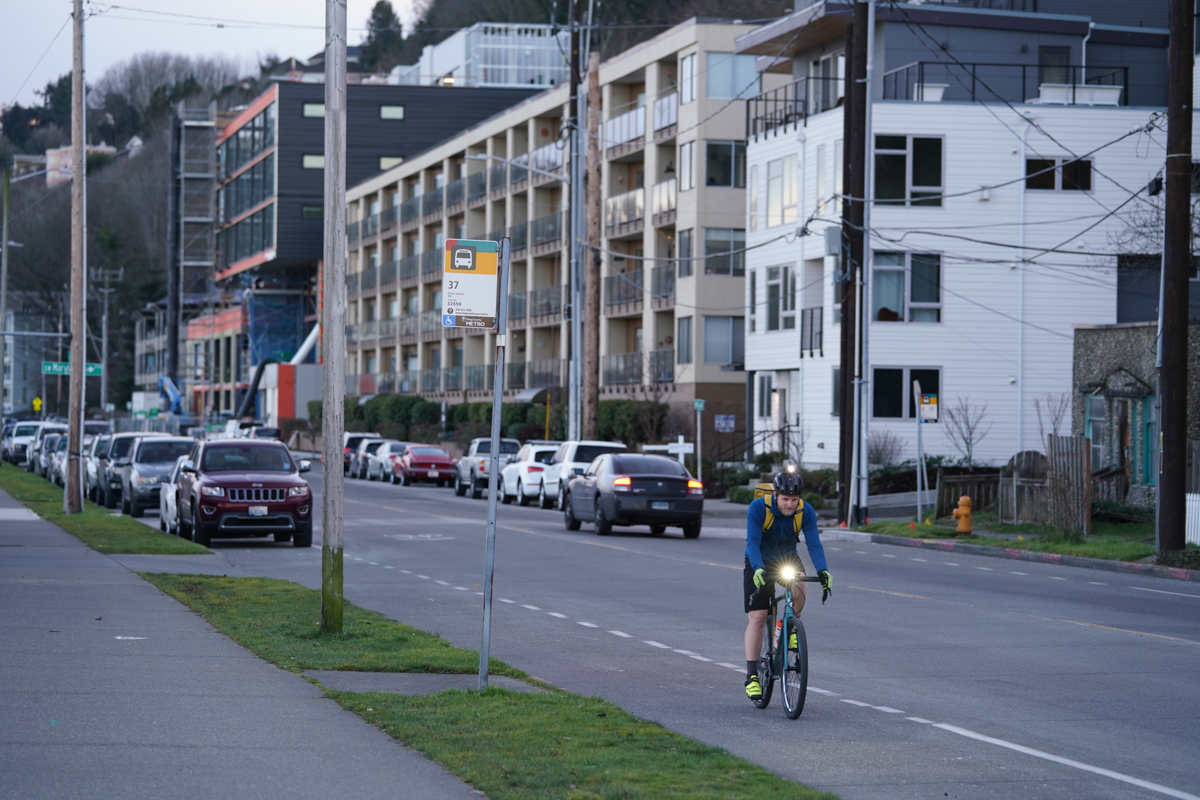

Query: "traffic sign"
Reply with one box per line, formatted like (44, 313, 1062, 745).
(32, 397, 42, 412)
(41, 361, 102, 376)
(693, 399, 705, 412)
(666, 441, 694, 455)
(714, 414, 736, 432)
(919, 393, 938, 422)
(442, 239, 500, 329)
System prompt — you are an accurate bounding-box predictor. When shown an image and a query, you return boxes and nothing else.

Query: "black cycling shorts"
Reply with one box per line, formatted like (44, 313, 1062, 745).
(743, 556, 805, 613)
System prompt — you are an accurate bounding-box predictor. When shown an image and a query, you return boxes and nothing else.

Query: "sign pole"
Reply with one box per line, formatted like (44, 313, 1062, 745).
(479, 237, 510, 689)
(694, 399, 704, 484)
(913, 380, 922, 522)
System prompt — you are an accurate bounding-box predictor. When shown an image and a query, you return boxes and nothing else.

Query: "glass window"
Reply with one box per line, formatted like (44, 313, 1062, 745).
(678, 228, 693, 277)
(202, 444, 295, 472)
(748, 270, 757, 331)
(677, 316, 693, 364)
(680, 53, 696, 104)
(380, 156, 404, 170)
(302, 154, 324, 169)
(1026, 158, 1093, 192)
(135, 440, 194, 464)
(703, 316, 745, 363)
(766, 267, 795, 331)
(706, 52, 760, 99)
(613, 455, 687, 475)
(1025, 158, 1056, 190)
(748, 165, 758, 230)
(758, 374, 773, 418)
(380, 105, 405, 119)
(1143, 397, 1158, 484)
(302, 205, 322, 219)
(908, 369, 939, 418)
(872, 251, 941, 323)
(704, 228, 745, 276)
(873, 368, 905, 418)
(302, 103, 325, 117)
(1086, 395, 1107, 469)
(705, 141, 746, 187)
(679, 141, 695, 191)
(766, 155, 797, 227)
(874, 135, 943, 207)
(832, 367, 840, 416)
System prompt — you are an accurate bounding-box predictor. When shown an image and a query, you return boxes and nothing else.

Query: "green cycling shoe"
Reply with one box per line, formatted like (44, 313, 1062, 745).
(745, 676, 763, 701)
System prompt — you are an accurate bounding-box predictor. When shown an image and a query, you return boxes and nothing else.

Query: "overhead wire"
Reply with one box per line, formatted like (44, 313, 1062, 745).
(5, 13, 72, 110)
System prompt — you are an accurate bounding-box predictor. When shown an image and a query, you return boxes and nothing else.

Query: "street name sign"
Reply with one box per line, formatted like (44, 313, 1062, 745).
(41, 361, 102, 376)
(693, 399, 705, 412)
(441, 239, 500, 330)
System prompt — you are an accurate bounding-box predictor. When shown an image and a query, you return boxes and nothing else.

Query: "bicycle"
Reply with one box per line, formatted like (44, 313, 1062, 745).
(751, 562, 823, 719)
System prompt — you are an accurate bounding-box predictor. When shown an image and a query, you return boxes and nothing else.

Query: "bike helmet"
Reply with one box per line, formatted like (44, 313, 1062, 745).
(773, 467, 804, 496)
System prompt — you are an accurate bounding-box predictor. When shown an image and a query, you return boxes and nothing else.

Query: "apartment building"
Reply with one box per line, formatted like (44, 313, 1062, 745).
(345, 18, 789, 439)
(736, 0, 1183, 469)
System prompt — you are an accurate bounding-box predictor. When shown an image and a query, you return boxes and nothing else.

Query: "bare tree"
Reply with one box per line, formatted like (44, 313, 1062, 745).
(868, 429, 902, 466)
(90, 53, 243, 116)
(1035, 392, 1070, 453)
(630, 351, 673, 446)
(943, 397, 993, 466)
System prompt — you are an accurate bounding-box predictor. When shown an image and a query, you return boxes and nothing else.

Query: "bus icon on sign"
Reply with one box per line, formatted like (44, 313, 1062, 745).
(454, 249, 474, 269)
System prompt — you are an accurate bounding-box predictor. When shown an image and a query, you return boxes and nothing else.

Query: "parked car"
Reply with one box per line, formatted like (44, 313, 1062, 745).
(29, 423, 67, 475)
(454, 437, 521, 498)
(500, 441, 561, 506)
(221, 419, 263, 439)
(50, 435, 70, 486)
(7, 421, 41, 467)
(562, 453, 703, 538)
(0, 421, 15, 461)
(249, 426, 281, 440)
(120, 436, 197, 517)
(84, 420, 111, 437)
(394, 444, 456, 486)
(86, 434, 112, 502)
(538, 440, 628, 509)
(177, 439, 313, 547)
(100, 432, 169, 509)
(158, 456, 188, 535)
(343, 432, 380, 473)
(349, 438, 388, 479)
(38, 433, 63, 480)
(364, 440, 408, 481)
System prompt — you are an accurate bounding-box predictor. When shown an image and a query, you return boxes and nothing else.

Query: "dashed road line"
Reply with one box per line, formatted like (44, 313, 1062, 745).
(435, 580, 450, 585)
(1011, 571, 1028, 575)
(521, 604, 541, 611)
(547, 612, 568, 619)
(608, 630, 632, 638)
(577, 621, 599, 628)
(911, 558, 928, 562)
(1088, 581, 1107, 585)
(672, 649, 700, 656)
(881, 554, 898, 558)
(1049, 576, 1067, 581)
(944, 562, 959, 566)
(977, 567, 993, 571)
(454, 586, 469, 591)
(808, 687, 837, 696)
(873, 706, 904, 713)
(906, 717, 933, 724)
(643, 640, 670, 649)
(841, 699, 871, 707)
(499, 598, 515, 603)
(689, 654, 713, 662)
(1061, 619, 1200, 645)
(717, 662, 743, 671)
(1131, 586, 1200, 600)
(417, 574, 429, 579)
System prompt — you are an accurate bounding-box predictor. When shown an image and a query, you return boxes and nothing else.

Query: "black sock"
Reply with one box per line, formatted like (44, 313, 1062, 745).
(746, 661, 758, 679)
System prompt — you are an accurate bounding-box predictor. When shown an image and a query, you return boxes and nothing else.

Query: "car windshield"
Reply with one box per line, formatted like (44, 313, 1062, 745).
(202, 445, 295, 472)
(364, 441, 385, 454)
(15, 424, 38, 436)
(93, 436, 110, 454)
(84, 422, 109, 435)
(56, 438, 69, 452)
(110, 438, 137, 459)
(410, 447, 448, 457)
(475, 440, 520, 454)
(532, 449, 556, 464)
(136, 440, 194, 464)
(252, 428, 281, 439)
(346, 436, 375, 450)
(40, 427, 67, 440)
(613, 455, 687, 476)
(574, 445, 625, 464)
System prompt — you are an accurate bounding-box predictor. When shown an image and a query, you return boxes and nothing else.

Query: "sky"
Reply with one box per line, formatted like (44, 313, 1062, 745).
(2, 0, 421, 111)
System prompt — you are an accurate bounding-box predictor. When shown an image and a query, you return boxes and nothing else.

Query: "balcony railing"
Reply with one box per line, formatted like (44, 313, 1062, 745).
(381, 205, 398, 230)
(421, 250, 441, 275)
(398, 314, 418, 337)
(468, 171, 487, 203)
(603, 352, 642, 385)
(381, 260, 397, 286)
(487, 228, 505, 244)
(605, 106, 645, 149)
(442, 365, 463, 391)
(508, 291, 527, 320)
(359, 320, 377, 342)
(651, 264, 675, 304)
(530, 212, 561, 248)
(528, 358, 565, 387)
(881, 61, 1130, 106)
(800, 306, 823, 357)
(400, 195, 421, 225)
(506, 361, 526, 390)
(649, 349, 674, 383)
(529, 285, 562, 316)
(397, 370, 416, 393)
(605, 188, 644, 230)
(345, 272, 359, 293)
(745, 76, 844, 138)
(530, 142, 564, 177)
(362, 213, 379, 238)
(605, 269, 643, 308)
(345, 324, 358, 345)
(465, 364, 493, 391)
(419, 368, 440, 392)
(346, 374, 359, 394)
(653, 92, 677, 131)
(489, 163, 507, 192)
(510, 153, 529, 184)
(348, 221, 360, 244)
(399, 253, 420, 280)
(419, 309, 441, 333)
(360, 266, 377, 291)
(510, 221, 528, 251)
(651, 179, 676, 218)
(445, 177, 465, 207)
(379, 318, 398, 339)
(376, 371, 397, 393)
(421, 187, 444, 217)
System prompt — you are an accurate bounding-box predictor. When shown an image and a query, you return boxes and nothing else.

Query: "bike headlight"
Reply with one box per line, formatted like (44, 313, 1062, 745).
(288, 485, 309, 497)
(201, 485, 224, 497)
(780, 566, 796, 582)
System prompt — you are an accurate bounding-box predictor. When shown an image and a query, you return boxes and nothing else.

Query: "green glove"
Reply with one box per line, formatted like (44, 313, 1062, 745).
(817, 569, 832, 603)
(752, 568, 767, 588)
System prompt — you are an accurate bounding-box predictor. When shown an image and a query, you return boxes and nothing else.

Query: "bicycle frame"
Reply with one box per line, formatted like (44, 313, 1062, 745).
(760, 576, 820, 682)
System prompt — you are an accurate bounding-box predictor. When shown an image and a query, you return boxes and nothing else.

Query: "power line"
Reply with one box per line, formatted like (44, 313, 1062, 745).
(4, 14, 72, 110)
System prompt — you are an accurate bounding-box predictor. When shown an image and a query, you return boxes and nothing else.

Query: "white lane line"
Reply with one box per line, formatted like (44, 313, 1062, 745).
(873, 706, 904, 713)
(808, 687, 837, 696)
(906, 717, 933, 724)
(577, 622, 599, 628)
(689, 655, 713, 662)
(717, 662, 743, 671)
(499, 598, 515, 604)
(608, 630, 632, 638)
(454, 586, 469, 591)
(1049, 576, 1067, 581)
(932, 723, 1200, 800)
(383, 565, 394, 569)
(672, 649, 700, 656)
(547, 612, 568, 619)
(854, 551, 867, 554)
(945, 562, 959, 566)
(977, 567, 994, 571)
(417, 575, 430, 579)
(475, 592, 483, 595)
(400, 569, 412, 574)
(828, 546, 843, 550)
(643, 640, 671, 649)
(1088, 582, 1107, 585)
(521, 604, 541, 611)
(911, 558, 928, 562)
(1011, 571, 1029, 575)
(368, 561, 378, 565)
(840, 699, 871, 707)
(435, 580, 450, 586)
(881, 554, 898, 558)
(1132, 586, 1200, 600)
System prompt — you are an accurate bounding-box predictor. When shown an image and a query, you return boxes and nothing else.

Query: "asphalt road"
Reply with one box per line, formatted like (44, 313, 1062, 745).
(134, 466, 1200, 800)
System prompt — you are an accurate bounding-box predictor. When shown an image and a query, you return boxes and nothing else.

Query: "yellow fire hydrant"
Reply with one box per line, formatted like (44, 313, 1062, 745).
(952, 495, 972, 536)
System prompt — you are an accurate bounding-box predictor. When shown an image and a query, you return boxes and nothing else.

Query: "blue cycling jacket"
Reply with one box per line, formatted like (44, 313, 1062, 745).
(744, 495, 827, 573)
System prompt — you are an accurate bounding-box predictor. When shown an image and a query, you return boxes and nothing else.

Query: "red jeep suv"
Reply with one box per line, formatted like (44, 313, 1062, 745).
(178, 440, 313, 547)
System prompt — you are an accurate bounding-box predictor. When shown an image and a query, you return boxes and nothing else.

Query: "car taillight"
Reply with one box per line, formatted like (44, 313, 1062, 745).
(527, 465, 543, 473)
(688, 480, 704, 496)
(344, 447, 352, 454)
(613, 476, 632, 492)
(479, 459, 487, 470)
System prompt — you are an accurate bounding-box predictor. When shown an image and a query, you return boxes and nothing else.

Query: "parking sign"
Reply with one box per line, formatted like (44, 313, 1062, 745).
(442, 239, 500, 329)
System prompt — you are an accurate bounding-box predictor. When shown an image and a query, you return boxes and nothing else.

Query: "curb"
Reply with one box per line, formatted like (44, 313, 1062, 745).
(818, 529, 1199, 584)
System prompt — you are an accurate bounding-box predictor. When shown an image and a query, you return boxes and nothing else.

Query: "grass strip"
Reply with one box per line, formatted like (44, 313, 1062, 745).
(0, 464, 208, 554)
(330, 688, 834, 800)
(143, 573, 834, 800)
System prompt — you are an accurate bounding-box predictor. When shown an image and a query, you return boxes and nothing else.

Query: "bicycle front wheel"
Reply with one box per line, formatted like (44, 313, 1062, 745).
(782, 615, 808, 719)
(755, 614, 774, 710)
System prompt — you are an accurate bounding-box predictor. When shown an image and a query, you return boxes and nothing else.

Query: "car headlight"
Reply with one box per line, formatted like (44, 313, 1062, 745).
(288, 485, 309, 497)
(134, 475, 159, 484)
(201, 485, 224, 497)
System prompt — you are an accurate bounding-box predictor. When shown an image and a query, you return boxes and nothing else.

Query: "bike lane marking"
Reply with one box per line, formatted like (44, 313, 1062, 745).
(1131, 586, 1200, 599)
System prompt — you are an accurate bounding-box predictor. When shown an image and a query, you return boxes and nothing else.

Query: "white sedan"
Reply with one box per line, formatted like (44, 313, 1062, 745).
(365, 440, 409, 481)
(500, 442, 560, 506)
(158, 456, 188, 536)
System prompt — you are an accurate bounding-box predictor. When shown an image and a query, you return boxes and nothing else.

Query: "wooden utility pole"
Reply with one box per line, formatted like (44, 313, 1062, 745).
(1, 168, 9, 419)
(66, 0, 85, 514)
(1157, 0, 1193, 552)
(321, 0, 347, 633)
(582, 52, 601, 440)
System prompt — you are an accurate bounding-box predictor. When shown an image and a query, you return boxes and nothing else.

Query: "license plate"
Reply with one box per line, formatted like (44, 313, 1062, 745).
(248, 505, 268, 517)
(652, 501, 669, 510)
(428, 470, 439, 478)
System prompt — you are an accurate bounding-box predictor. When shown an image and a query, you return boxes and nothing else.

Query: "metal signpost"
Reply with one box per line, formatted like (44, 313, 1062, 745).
(443, 237, 510, 689)
(693, 399, 705, 483)
(913, 381, 937, 521)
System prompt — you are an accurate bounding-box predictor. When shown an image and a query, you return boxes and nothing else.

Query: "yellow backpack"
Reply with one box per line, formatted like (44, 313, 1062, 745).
(752, 482, 804, 537)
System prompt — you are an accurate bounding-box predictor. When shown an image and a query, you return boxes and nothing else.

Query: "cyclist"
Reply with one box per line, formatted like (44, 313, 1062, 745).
(743, 467, 831, 702)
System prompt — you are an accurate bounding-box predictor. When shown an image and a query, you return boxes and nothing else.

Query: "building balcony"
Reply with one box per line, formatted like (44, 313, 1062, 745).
(605, 106, 645, 160)
(506, 361, 526, 390)
(421, 187, 444, 219)
(530, 211, 561, 254)
(510, 153, 529, 188)
(468, 171, 487, 206)
(442, 365, 463, 391)
(400, 253, 420, 281)
(421, 250, 442, 281)
(649, 348, 674, 384)
(376, 371, 397, 393)
(528, 358, 565, 387)
(881, 62, 1131, 107)
(445, 177, 465, 210)
(419, 309, 441, 339)
(346, 271, 359, 295)
(653, 92, 677, 142)
(651, 264, 675, 309)
(508, 292, 527, 321)
(604, 269, 643, 315)
(604, 188, 644, 238)
(348, 220, 360, 244)
(419, 368, 440, 392)
(603, 352, 642, 386)
(530, 142, 564, 185)
(360, 266, 377, 292)
(380, 205, 398, 236)
(362, 213, 380, 239)
(400, 196, 421, 228)
(510, 220, 528, 252)
(345, 323, 359, 345)
(346, 373, 359, 395)
(651, 179, 676, 228)
(379, 317, 398, 339)
(746, 75, 844, 139)
(529, 285, 562, 319)
(359, 319, 378, 345)
(380, 259, 397, 288)
(487, 228, 505, 245)
(489, 163, 507, 199)
(398, 314, 418, 339)
(800, 306, 823, 357)
(465, 364, 493, 391)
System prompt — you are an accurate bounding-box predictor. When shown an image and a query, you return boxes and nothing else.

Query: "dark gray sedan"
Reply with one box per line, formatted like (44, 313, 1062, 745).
(120, 437, 197, 518)
(562, 453, 703, 539)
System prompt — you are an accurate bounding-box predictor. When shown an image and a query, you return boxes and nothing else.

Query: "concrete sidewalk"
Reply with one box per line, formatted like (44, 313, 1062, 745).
(0, 487, 482, 800)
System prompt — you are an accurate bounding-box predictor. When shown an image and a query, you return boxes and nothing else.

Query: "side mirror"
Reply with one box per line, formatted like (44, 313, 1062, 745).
(180, 461, 197, 474)
(298, 460, 312, 474)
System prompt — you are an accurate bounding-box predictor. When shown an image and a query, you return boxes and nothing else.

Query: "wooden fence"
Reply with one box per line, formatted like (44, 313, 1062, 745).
(1188, 440, 1200, 495)
(997, 436, 1091, 532)
(935, 471, 1000, 519)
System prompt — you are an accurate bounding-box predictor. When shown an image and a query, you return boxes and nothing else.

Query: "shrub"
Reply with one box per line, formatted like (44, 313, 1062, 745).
(754, 451, 786, 473)
(1156, 548, 1200, 570)
(802, 491, 824, 510)
(516, 422, 545, 442)
(375, 423, 408, 441)
(307, 399, 322, 422)
(453, 422, 490, 449)
(408, 423, 443, 443)
(727, 486, 754, 504)
(410, 400, 441, 426)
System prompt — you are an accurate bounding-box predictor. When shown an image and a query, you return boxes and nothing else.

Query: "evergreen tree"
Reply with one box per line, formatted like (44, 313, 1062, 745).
(359, 1, 405, 73)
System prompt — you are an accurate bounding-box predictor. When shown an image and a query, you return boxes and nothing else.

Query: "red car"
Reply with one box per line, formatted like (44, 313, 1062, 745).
(392, 444, 455, 487)
(177, 439, 313, 547)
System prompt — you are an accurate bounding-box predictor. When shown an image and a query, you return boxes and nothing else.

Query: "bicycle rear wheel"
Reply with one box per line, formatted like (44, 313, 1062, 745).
(782, 615, 808, 719)
(754, 613, 774, 709)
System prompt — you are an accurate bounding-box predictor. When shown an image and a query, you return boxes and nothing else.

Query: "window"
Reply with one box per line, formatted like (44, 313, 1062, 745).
(380, 105, 405, 120)
(680, 53, 696, 104)
(816, 144, 826, 215)
(748, 165, 758, 230)
(872, 251, 941, 322)
(1085, 395, 1108, 469)
(872, 367, 939, 419)
(704, 228, 745, 276)
(302, 154, 324, 169)
(302, 103, 325, 117)
(705, 141, 746, 187)
(766, 155, 797, 227)
(758, 374, 773, 417)
(301, 205, 322, 219)
(832, 367, 840, 416)
(1143, 397, 1158, 484)
(1025, 158, 1092, 192)
(1038, 46, 1071, 85)
(677, 228, 693, 277)
(766, 266, 796, 331)
(748, 270, 757, 332)
(703, 316, 745, 364)
(874, 135, 942, 206)
(679, 141, 695, 191)
(706, 52, 760, 99)
(219, 153, 275, 223)
(677, 316, 693, 364)
(379, 156, 404, 170)
(833, 138, 843, 215)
